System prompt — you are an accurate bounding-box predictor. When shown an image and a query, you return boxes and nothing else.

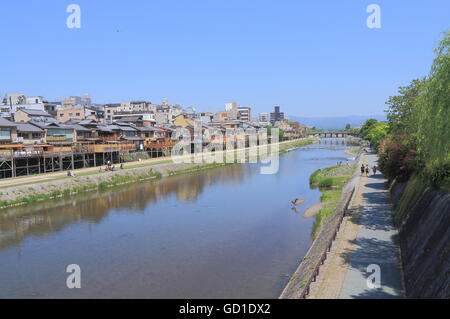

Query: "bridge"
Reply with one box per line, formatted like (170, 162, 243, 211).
(306, 131, 357, 138)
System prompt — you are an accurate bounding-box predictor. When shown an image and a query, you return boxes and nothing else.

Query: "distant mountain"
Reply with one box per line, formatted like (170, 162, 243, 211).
(288, 114, 386, 130)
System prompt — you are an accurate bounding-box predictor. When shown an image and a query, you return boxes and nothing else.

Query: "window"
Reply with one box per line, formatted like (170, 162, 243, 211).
(0, 129, 11, 140)
(76, 113, 81, 116)
(60, 114, 64, 117)
(18, 132, 30, 139)
(32, 133, 41, 139)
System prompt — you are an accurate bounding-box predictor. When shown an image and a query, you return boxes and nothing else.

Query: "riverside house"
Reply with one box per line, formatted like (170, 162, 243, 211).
(0, 118, 17, 145)
(15, 123, 46, 145)
(29, 121, 77, 145)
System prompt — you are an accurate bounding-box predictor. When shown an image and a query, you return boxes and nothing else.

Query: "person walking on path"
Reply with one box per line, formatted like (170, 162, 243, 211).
(361, 164, 366, 176)
(372, 165, 378, 175)
(365, 165, 370, 177)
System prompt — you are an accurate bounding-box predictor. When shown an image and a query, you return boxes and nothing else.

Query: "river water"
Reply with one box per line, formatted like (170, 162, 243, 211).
(0, 139, 356, 298)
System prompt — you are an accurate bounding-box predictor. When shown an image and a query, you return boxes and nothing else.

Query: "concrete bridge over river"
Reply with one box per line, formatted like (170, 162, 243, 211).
(307, 131, 357, 138)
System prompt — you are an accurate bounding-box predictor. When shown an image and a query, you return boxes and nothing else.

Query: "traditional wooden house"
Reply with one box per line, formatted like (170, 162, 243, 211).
(0, 118, 17, 145)
(29, 121, 77, 145)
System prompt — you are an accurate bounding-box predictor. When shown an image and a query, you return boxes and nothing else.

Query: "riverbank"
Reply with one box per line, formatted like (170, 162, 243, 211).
(308, 164, 356, 238)
(280, 150, 363, 299)
(0, 138, 316, 210)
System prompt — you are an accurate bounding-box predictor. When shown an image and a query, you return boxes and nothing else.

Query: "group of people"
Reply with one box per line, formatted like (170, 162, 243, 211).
(101, 161, 124, 172)
(361, 163, 378, 176)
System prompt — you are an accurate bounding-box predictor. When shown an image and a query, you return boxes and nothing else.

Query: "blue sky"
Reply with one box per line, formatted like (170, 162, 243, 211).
(0, 0, 448, 117)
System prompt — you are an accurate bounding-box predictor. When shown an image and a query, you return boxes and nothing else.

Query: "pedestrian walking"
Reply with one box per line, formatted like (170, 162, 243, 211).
(365, 165, 370, 176)
(372, 165, 377, 175)
(361, 164, 365, 176)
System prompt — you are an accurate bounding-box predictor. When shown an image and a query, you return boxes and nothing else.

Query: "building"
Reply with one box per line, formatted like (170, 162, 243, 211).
(270, 106, 285, 125)
(104, 104, 121, 121)
(258, 112, 269, 125)
(3, 93, 26, 106)
(81, 93, 92, 107)
(14, 109, 54, 123)
(172, 114, 196, 128)
(225, 102, 238, 120)
(237, 106, 252, 122)
(214, 111, 229, 122)
(0, 118, 17, 144)
(1, 94, 47, 118)
(0, 118, 46, 145)
(198, 112, 214, 123)
(119, 101, 153, 113)
(56, 96, 82, 108)
(154, 112, 170, 125)
(26, 96, 45, 104)
(15, 123, 46, 145)
(225, 102, 238, 111)
(29, 122, 77, 145)
(56, 107, 98, 122)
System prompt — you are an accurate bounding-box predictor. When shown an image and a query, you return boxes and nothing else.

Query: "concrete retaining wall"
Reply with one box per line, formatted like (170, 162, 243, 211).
(391, 182, 450, 299)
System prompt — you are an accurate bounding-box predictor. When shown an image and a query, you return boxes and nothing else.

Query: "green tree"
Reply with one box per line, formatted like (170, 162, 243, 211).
(415, 31, 450, 186)
(365, 122, 389, 150)
(385, 78, 427, 137)
(359, 118, 378, 140)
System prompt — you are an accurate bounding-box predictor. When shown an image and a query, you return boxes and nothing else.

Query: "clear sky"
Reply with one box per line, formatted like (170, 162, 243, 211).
(1, 0, 448, 116)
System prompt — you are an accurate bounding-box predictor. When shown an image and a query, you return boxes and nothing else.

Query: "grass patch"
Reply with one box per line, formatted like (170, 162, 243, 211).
(309, 165, 355, 238)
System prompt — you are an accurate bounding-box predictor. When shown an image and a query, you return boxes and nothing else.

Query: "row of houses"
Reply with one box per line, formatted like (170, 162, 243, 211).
(0, 117, 172, 149)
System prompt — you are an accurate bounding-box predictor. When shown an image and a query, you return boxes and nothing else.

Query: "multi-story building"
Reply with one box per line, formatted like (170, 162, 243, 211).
(56, 107, 98, 122)
(1, 93, 47, 118)
(237, 106, 252, 122)
(270, 106, 285, 125)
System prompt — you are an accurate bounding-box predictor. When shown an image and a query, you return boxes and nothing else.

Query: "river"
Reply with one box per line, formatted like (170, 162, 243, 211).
(0, 139, 356, 298)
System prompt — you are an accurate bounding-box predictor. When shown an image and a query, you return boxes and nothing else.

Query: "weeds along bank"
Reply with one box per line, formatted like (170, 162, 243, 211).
(0, 138, 315, 210)
(390, 176, 450, 298)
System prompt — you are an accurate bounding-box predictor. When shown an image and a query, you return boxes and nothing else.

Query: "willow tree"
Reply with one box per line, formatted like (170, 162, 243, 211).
(416, 31, 450, 185)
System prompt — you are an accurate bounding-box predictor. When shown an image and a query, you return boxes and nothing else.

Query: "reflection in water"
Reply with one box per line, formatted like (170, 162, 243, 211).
(0, 165, 246, 251)
(0, 139, 357, 298)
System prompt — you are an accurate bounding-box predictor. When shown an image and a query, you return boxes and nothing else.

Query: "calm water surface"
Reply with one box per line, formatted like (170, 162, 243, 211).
(0, 139, 355, 298)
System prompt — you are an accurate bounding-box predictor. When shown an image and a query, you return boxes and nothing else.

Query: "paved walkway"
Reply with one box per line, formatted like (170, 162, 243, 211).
(339, 153, 404, 298)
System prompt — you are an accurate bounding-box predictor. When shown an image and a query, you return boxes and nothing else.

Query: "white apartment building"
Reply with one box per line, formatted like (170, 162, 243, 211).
(237, 106, 252, 122)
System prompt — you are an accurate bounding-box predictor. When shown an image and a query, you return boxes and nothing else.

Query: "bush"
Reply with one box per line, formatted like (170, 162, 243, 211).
(378, 136, 418, 182)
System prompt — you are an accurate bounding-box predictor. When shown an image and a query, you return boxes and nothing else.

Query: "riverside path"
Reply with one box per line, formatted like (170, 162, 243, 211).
(339, 152, 404, 298)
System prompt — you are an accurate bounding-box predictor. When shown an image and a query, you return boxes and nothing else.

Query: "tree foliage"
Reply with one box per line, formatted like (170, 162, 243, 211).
(365, 31, 450, 187)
